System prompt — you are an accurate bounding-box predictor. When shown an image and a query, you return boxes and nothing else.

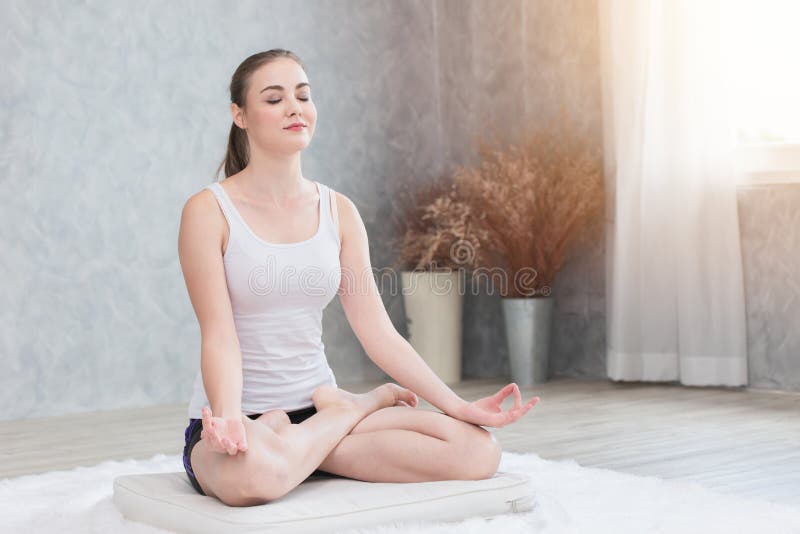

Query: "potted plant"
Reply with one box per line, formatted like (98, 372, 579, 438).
(452, 111, 604, 385)
(389, 175, 490, 384)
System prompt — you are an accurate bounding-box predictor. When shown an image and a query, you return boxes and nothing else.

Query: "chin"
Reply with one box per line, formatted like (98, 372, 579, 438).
(289, 137, 312, 150)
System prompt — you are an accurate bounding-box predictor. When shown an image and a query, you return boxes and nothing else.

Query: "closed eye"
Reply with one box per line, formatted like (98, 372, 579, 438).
(267, 97, 310, 104)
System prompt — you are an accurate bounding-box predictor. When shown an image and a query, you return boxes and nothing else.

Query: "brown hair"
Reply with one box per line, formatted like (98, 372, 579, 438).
(214, 49, 307, 181)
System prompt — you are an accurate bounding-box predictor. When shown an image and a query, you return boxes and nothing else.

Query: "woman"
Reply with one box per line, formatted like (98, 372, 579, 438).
(178, 49, 540, 507)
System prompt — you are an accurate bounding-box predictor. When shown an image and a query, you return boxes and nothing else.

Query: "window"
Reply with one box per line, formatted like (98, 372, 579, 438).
(725, 0, 800, 182)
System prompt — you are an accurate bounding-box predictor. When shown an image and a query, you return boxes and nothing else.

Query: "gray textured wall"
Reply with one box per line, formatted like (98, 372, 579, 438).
(448, 0, 607, 381)
(1, 0, 604, 422)
(2, 0, 794, 423)
(738, 184, 800, 392)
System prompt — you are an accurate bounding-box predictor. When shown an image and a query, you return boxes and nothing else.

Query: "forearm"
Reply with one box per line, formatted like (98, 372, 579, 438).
(200, 340, 243, 418)
(365, 331, 468, 415)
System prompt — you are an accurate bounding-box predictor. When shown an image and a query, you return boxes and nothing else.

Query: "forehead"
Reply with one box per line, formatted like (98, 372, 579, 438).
(250, 59, 309, 94)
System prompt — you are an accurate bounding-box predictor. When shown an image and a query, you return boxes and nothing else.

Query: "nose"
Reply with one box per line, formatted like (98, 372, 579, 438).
(288, 96, 304, 116)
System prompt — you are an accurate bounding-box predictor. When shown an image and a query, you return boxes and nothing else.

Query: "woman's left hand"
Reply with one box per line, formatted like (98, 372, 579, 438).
(447, 383, 540, 428)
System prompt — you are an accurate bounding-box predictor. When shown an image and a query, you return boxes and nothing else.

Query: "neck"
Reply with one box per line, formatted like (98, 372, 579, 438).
(235, 152, 311, 206)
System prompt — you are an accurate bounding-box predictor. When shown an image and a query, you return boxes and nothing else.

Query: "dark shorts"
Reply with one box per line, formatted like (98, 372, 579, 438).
(182, 404, 341, 496)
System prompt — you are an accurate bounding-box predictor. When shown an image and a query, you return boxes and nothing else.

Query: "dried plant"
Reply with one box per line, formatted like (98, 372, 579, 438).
(388, 172, 451, 270)
(391, 180, 492, 272)
(390, 110, 603, 297)
(454, 111, 605, 297)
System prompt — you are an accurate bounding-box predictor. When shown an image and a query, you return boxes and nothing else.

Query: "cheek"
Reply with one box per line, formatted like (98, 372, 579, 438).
(268, 108, 287, 124)
(252, 105, 282, 124)
(305, 102, 318, 121)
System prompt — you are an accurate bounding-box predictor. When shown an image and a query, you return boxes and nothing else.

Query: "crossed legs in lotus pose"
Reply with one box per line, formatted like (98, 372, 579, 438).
(190, 384, 502, 506)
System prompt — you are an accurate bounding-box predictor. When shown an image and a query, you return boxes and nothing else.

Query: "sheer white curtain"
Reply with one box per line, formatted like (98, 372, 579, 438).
(599, 0, 748, 385)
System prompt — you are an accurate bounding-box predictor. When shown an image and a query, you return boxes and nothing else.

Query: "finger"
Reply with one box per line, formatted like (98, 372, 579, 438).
(207, 433, 222, 453)
(490, 407, 511, 427)
(497, 383, 515, 401)
(511, 383, 522, 410)
(514, 401, 538, 420)
(503, 397, 526, 424)
(506, 407, 524, 424)
(209, 432, 223, 452)
(237, 422, 249, 451)
(201, 407, 216, 440)
(498, 411, 512, 428)
(203, 407, 218, 435)
(204, 420, 227, 452)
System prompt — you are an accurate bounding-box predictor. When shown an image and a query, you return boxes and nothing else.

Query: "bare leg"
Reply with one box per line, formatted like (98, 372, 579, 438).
(270, 384, 415, 495)
(319, 429, 461, 482)
(315, 406, 501, 482)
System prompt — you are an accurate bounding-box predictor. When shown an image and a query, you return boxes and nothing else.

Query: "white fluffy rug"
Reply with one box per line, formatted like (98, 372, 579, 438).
(2, 451, 799, 534)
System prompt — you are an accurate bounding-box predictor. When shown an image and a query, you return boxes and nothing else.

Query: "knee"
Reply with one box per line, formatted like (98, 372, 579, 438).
(214, 450, 290, 506)
(213, 472, 272, 507)
(216, 486, 268, 507)
(241, 454, 290, 503)
(482, 432, 503, 478)
(460, 429, 502, 480)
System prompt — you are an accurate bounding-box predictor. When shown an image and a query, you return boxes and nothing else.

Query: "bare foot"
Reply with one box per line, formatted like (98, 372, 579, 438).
(312, 384, 418, 417)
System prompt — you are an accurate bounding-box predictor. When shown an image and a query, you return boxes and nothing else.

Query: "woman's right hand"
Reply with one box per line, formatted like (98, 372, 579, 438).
(200, 406, 249, 455)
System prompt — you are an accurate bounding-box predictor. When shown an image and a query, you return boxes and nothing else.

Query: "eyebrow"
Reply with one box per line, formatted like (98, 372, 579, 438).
(260, 83, 310, 93)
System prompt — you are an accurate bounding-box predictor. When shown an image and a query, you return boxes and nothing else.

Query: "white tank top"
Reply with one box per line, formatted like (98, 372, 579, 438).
(187, 179, 341, 418)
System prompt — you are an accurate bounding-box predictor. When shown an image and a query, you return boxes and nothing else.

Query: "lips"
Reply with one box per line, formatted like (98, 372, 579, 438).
(285, 123, 306, 129)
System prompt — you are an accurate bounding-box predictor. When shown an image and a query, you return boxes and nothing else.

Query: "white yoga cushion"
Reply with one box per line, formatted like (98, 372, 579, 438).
(113, 470, 534, 533)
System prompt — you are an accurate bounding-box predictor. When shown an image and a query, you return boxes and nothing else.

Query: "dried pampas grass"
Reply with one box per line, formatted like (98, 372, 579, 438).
(390, 173, 491, 272)
(392, 110, 604, 298)
(456, 112, 604, 297)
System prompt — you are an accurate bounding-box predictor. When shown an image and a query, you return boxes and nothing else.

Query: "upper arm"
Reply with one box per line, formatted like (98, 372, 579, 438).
(178, 190, 240, 349)
(335, 192, 397, 349)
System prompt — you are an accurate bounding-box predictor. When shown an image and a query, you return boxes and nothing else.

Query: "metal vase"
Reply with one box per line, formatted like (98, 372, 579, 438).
(501, 297, 554, 385)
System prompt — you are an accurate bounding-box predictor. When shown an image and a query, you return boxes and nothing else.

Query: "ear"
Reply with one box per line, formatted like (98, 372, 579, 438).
(230, 102, 246, 129)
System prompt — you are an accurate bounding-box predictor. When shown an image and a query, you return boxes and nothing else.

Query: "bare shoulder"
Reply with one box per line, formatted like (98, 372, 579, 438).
(336, 191, 366, 245)
(332, 190, 364, 235)
(179, 187, 227, 254)
(182, 187, 219, 219)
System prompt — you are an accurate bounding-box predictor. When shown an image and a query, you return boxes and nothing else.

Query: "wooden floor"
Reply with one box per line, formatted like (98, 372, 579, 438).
(3, 377, 799, 507)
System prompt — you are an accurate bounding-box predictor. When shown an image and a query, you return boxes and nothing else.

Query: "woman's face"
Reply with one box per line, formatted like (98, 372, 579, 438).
(233, 58, 317, 155)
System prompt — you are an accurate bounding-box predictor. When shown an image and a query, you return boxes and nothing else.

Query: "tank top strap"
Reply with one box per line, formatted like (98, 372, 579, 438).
(317, 182, 341, 249)
(328, 185, 340, 238)
(204, 182, 240, 235)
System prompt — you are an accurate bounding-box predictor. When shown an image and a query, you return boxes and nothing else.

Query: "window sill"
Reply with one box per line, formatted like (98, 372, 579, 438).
(735, 142, 800, 185)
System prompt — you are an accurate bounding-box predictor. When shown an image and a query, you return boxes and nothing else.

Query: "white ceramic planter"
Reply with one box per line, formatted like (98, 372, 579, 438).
(400, 270, 465, 384)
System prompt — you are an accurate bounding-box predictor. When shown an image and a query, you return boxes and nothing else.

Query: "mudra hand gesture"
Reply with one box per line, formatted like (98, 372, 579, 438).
(200, 406, 249, 456)
(448, 383, 540, 428)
